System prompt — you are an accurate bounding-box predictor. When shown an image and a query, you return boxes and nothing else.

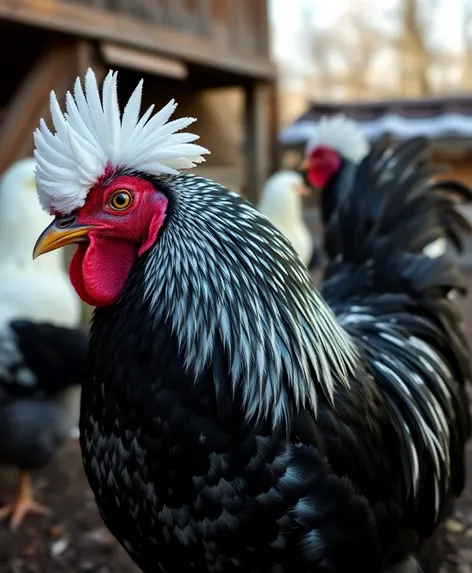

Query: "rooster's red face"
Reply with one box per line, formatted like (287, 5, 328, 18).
(302, 146, 341, 189)
(33, 172, 168, 307)
(32, 68, 208, 307)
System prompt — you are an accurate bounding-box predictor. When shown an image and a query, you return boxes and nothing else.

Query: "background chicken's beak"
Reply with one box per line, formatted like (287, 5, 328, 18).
(33, 217, 93, 259)
(296, 184, 310, 196)
(299, 159, 311, 171)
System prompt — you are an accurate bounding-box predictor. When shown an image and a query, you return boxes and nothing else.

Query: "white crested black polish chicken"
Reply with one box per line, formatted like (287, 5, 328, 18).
(300, 115, 448, 259)
(32, 69, 471, 573)
(300, 114, 369, 229)
(0, 158, 87, 529)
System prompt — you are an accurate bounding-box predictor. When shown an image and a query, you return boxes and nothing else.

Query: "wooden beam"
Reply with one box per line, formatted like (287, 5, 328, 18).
(190, 166, 244, 194)
(0, 0, 276, 81)
(267, 81, 281, 174)
(244, 81, 269, 205)
(75, 38, 106, 81)
(0, 40, 92, 173)
(101, 42, 188, 80)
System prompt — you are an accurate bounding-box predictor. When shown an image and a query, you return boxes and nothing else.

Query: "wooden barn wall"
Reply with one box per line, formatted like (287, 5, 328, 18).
(436, 155, 472, 189)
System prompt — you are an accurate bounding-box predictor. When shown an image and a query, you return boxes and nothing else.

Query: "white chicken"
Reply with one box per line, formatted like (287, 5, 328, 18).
(257, 170, 317, 268)
(0, 158, 85, 528)
(0, 158, 82, 325)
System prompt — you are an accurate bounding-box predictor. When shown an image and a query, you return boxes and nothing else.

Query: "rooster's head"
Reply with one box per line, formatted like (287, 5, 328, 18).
(32, 68, 208, 307)
(300, 114, 369, 189)
(33, 69, 358, 425)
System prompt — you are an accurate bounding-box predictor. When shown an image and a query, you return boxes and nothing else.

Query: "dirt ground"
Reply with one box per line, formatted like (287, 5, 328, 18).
(1, 273, 472, 572)
(0, 440, 140, 573)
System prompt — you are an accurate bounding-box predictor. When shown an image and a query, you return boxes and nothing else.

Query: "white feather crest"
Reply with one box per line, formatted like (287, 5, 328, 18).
(305, 114, 369, 164)
(33, 68, 210, 214)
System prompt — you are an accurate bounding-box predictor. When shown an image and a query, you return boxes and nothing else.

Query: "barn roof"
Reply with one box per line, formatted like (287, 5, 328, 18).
(280, 94, 472, 146)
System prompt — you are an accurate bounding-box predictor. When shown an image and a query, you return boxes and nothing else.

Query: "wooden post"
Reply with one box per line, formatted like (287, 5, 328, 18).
(76, 38, 104, 79)
(0, 39, 98, 173)
(267, 81, 280, 174)
(244, 80, 269, 205)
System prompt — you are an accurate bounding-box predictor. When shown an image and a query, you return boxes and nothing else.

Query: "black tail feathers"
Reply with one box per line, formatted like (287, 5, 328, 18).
(321, 137, 472, 309)
(323, 136, 472, 274)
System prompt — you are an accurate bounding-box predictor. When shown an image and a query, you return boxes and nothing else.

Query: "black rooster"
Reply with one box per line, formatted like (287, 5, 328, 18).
(33, 69, 471, 573)
(300, 115, 449, 260)
(300, 114, 368, 228)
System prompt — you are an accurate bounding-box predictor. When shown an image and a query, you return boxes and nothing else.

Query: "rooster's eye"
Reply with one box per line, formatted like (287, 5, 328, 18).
(108, 190, 133, 211)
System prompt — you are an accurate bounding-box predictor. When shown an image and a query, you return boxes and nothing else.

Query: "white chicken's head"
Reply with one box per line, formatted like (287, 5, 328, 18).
(32, 68, 209, 307)
(258, 170, 309, 224)
(301, 114, 369, 189)
(0, 158, 52, 232)
(0, 157, 57, 263)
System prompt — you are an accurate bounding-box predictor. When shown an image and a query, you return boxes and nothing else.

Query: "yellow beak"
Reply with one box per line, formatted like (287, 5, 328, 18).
(33, 217, 93, 259)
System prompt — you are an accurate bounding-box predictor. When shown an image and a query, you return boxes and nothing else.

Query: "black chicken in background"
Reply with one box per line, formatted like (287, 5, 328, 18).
(0, 158, 87, 529)
(300, 114, 368, 228)
(33, 69, 471, 573)
(0, 321, 87, 528)
(300, 115, 448, 260)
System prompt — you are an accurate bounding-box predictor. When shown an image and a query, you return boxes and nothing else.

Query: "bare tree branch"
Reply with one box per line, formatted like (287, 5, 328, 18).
(301, 0, 459, 99)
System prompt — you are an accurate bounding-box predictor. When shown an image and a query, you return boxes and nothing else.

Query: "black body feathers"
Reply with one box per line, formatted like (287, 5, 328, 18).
(319, 157, 358, 228)
(0, 321, 87, 470)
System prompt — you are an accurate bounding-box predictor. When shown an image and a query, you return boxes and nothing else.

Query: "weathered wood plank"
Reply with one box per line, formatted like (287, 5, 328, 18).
(244, 0, 262, 56)
(244, 81, 270, 204)
(228, 0, 241, 54)
(167, 0, 184, 29)
(256, 0, 270, 57)
(111, 0, 164, 22)
(190, 166, 244, 194)
(0, 0, 275, 80)
(101, 42, 189, 80)
(0, 41, 87, 173)
(75, 38, 105, 77)
(267, 81, 281, 174)
(181, 0, 201, 35)
(210, 0, 230, 46)
(196, 0, 212, 38)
